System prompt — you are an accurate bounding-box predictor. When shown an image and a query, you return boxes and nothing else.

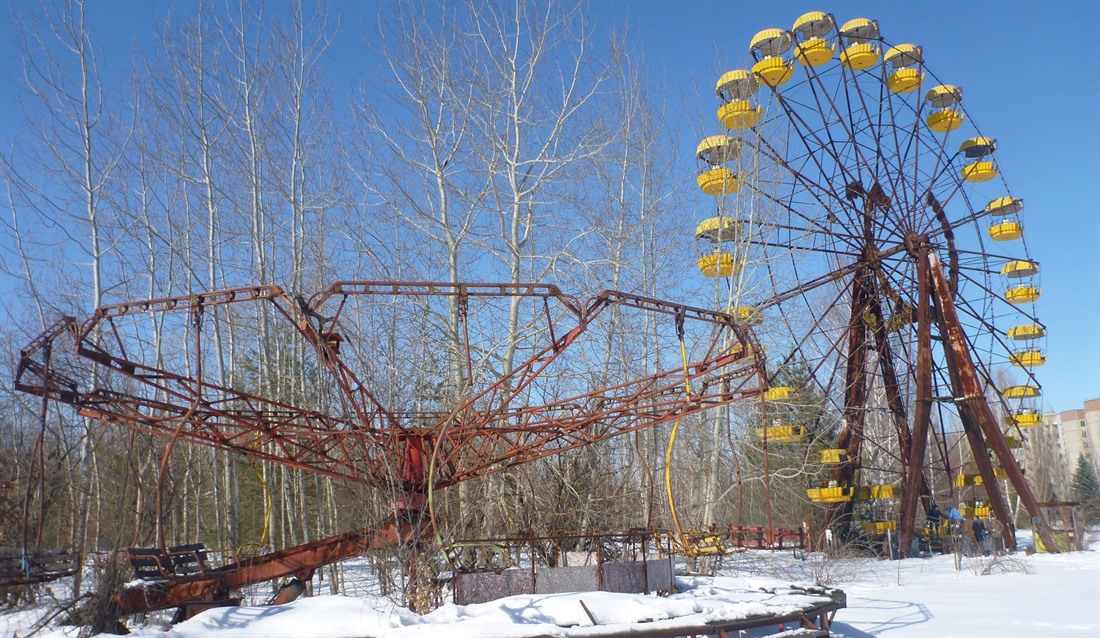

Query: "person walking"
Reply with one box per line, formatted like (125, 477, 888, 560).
(962, 515, 975, 556)
(947, 507, 964, 555)
(973, 518, 990, 556)
(926, 503, 944, 554)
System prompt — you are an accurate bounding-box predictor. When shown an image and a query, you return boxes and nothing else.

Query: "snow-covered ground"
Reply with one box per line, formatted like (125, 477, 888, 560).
(4, 530, 1098, 637)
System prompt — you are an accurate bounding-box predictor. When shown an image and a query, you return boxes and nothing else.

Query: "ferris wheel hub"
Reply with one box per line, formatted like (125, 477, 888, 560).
(904, 232, 928, 258)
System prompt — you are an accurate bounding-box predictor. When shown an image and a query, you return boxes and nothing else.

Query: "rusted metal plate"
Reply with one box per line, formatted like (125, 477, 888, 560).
(601, 562, 646, 594)
(453, 569, 534, 605)
(645, 557, 673, 593)
(535, 565, 599, 594)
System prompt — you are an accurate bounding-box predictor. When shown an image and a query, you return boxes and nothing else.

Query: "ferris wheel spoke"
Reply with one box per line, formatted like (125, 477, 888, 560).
(782, 70, 877, 192)
(877, 75, 923, 231)
(843, 58, 898, 187)
(953, 265, 1042, 327)
(949, 245, 1029, 264)
(757, 254, 869, 309)
(766, 91, 876, 236)
(806, 56, 931, 240)
(748, 138, 872, 255)
(767, 280, 854, 389)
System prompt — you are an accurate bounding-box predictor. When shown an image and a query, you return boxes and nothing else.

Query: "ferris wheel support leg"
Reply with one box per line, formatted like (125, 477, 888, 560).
(897, 250, 934, 556)
(927, 252, 1059, 554)
(826, 274, 873, 537)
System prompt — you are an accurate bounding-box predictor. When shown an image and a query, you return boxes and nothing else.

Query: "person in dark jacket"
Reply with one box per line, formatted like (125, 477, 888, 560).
(973, 518, 990, 556)
(927, 503, 943, 528)
(925, 503, 944, 553)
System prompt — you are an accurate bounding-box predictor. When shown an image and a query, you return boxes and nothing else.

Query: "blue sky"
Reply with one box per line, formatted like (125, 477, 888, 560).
(2, 0, 1097, 413)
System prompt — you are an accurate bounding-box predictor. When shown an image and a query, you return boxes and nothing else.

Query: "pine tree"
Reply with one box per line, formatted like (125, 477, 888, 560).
(1070, 455, 1100, 525)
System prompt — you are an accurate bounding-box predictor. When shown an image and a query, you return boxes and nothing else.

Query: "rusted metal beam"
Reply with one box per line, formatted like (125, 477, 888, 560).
(927, 252, 1059, 553)
(865, 275, 934, 547)
(19, 282, 759, 492)
(116, 514, 427, 615)
(898, 249, 934, 555)
(826, 271, 872, 533)
(930, 254, 1015, 549)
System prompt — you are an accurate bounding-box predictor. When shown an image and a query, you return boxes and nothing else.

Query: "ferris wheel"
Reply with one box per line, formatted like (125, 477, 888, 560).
(693, 11, 1058, 553)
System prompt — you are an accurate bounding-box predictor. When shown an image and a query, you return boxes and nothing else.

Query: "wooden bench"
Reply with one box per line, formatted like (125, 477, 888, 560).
(127, 543, 209, 580)
(0, 547, 78, 587)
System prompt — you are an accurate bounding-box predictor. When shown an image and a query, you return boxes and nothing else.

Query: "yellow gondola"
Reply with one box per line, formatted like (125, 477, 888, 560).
(989, 219, 1023, 241)
(884, 43, 922, 67)
(1002, 384, 1040, 399)
(752, 56, 795, 87)
(926, 109, 964, 133)
(807, 486, 854, 503)
(925, 84, 962, 108)
(698, 252, 740, 277)
(1005, 408, 1042, 427)
(718, 100, 764, 129)
(838, 18, 879, 70)
(860, 521, 898, 534)
(728, 305, 762, 326)
(856, 484, 899, 500)
(792, 12, 836, 67)
(984, 196, 1022, 216)
(1007, 324, 1045, 340)
(750, 28, 795, 87)
(955, 468, 1010, 487)
(928, 108, 963, 132)
(795, 38, 834, 67)
(887, 68, 923, 93)
(961, 137, 997, 158)
(696, 135, 742, 165)
(962, 160, 998, 182)
(839, 43, 878, 70)
(695, 217, 740, 243)
(793, 11, 835, 36)
(697, 167, 740, 196)
(1001, 260, 1038, 278)
(1010, 349, 1046, 367)
(819, 448, 849, 464)
(838, 17, 878, 43)
(716, 69, 759, 102)
(1005, 284, 1040, 304)
(959, 502, 991, 519)
(884, 44, 923, 93)
(762, 386, 794, 401)
(954, 474, 980, 487)
(755, 424, 805, 442)
(750, 27, 793, 57)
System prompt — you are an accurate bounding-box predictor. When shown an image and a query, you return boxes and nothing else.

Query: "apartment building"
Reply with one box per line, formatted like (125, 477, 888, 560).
(1047, 399, 1100, 476)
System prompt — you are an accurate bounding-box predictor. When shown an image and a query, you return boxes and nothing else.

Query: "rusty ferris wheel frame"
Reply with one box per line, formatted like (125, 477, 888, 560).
(695, 14, 1059, 557)
(16, 281, 772, 613)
